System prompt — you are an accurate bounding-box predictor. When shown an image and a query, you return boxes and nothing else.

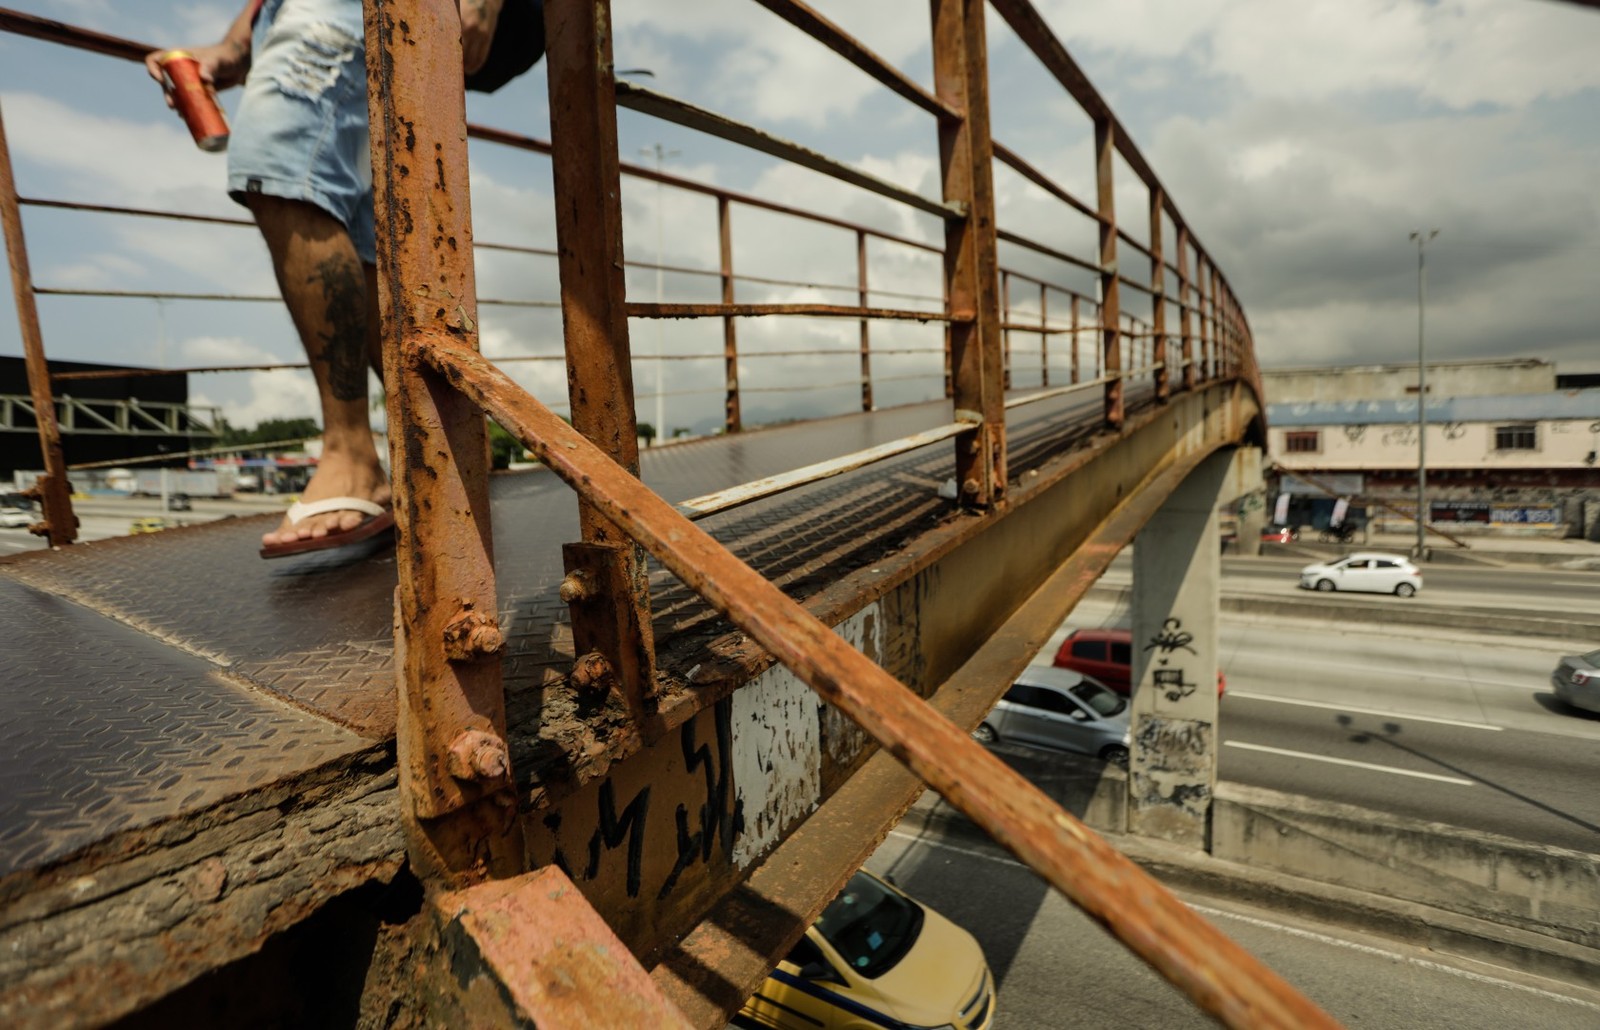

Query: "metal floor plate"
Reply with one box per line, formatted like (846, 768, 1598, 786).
(0, 391, 1114, 881)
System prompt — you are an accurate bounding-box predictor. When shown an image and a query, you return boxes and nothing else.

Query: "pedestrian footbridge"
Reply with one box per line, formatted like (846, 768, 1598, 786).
(0, 3, 1312, 1027)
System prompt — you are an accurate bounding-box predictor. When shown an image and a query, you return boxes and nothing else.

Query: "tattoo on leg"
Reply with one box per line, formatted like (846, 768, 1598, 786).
(311, 256, 369, 401)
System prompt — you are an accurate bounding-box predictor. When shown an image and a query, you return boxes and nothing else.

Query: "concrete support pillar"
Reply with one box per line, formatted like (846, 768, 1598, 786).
(1127, 450, 1231, 848)
(1232, 447, 1267, 557)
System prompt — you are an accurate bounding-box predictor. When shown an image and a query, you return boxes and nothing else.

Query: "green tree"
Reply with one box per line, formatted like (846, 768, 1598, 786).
(487, 419, 521, 470)
(637, 422, 657, 448)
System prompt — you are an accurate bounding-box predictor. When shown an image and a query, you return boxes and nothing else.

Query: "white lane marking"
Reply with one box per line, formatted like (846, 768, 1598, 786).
(1226, 691, 1503, 731)
(1224, 741, 1475, 785)
(886, 830, 1600, 1014)
(1233, 660, 1542, 693)
(1188, 903, 1600, 1014)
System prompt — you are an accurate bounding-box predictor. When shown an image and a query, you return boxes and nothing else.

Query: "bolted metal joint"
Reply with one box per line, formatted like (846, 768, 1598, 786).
(569, 651, 615, 696)
(961, 478, 981, 496)
(558, 569, 595, 604)
(443, 605, 505, 663)
(445, 729, 510, 782)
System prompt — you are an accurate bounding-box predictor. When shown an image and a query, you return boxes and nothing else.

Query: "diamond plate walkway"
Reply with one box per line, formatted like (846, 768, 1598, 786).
(0, 388, 1113, 1030)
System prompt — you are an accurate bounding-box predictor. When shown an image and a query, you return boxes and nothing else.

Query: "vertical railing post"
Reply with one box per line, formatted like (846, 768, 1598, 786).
(931, 0, 1005, 507)
(0, 102, 76, 546)
(1039, 282, 1049, 387)
(1211, 265, 1223, 383)
(1197, 255, 1212, 383)
(1095, 118, 1122, 428)
(857, 228, 873, 412)
(720, 196, 742, 432)
(1177, 225, 1194, 392)
(1070, 293, 1080, 384)
(544, 0, 658, 725)
(367, 0, 520, 883)
(1151, 189, 1168, 400)
(1000, 269, 1012, 391)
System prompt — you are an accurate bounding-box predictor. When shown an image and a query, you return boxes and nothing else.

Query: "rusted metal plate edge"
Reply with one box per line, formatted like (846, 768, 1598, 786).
(0, 748, 402, 1030)
(650, 455, 1205, 1025)
(438, 866, 693, 1029)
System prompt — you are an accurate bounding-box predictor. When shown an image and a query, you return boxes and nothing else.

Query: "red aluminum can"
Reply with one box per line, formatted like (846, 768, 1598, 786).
(158, 50, 229, 152)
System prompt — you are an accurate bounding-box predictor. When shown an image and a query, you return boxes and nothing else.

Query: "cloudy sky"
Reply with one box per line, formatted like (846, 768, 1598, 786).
(1, 0, 1596, 438)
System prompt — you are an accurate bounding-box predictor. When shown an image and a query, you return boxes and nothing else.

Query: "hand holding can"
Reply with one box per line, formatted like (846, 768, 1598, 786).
(157, 50, 229, 152)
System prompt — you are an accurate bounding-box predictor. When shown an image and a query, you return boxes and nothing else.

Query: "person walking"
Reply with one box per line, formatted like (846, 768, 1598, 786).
(147, 0, 504, 557)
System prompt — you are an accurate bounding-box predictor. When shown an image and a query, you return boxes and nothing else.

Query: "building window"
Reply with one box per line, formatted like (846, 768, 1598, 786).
(1284, 430, 1320, 454)
(1493, 424, 1537, 451)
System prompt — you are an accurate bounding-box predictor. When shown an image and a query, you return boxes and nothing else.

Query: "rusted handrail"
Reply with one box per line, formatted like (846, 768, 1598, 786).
(417, 337, 1332, 1029)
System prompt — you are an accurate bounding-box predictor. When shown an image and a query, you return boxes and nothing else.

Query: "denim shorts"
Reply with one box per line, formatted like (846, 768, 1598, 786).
(227, 0, 375, 263)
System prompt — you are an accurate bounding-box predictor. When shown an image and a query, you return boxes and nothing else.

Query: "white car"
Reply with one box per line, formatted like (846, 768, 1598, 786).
(1299, 552, 1421, 597)
(0, 506, 34, 528)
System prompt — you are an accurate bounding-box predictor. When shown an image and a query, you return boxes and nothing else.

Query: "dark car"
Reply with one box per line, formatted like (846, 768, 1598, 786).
(1052, 627, 1225, 697)
(167, 493, 193, 511)
(1551, 648, 1600, 715)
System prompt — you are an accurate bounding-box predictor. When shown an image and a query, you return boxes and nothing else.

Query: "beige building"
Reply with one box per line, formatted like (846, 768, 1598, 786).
(1261, 358, 1600, 537)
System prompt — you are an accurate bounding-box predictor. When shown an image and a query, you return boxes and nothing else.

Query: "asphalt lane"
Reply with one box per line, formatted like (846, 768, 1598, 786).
(1050, 586, 1600, 851)
(865, 824, 1600, 1029)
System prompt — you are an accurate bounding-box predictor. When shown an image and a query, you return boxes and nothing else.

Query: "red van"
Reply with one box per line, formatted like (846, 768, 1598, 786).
(1052, 627, 1225, 697)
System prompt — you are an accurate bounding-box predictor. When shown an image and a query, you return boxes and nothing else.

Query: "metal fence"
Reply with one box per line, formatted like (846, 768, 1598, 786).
(0, 3, 1320, 1027)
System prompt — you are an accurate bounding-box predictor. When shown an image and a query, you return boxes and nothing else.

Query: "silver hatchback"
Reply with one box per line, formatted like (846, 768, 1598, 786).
(1551, 648, 1600, 715)
(973, 667, 1131, 766)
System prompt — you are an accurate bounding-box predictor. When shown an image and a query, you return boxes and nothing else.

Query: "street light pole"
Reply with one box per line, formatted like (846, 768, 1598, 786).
(642, 142, 678, 442)
(1409, 228, 1438, 559)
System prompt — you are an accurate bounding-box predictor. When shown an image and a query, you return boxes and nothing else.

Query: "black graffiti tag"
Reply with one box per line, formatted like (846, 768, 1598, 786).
(659, 699, 746, 900)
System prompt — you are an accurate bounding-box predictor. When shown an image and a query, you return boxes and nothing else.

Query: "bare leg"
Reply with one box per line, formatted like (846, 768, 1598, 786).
(250, 194, 390, 548)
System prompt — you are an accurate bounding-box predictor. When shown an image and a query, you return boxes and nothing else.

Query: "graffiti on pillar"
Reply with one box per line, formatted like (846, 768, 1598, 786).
(1151, 668, 1196, 702)
(1143, 618, 1197, 702)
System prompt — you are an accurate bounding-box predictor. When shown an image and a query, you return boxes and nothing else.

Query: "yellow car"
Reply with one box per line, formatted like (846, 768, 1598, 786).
(738, 870, 995, 1030)
(128, 517, 171, 535)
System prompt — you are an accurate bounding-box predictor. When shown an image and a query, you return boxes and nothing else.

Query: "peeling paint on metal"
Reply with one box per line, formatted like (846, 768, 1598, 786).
(731, 664, 821, 868)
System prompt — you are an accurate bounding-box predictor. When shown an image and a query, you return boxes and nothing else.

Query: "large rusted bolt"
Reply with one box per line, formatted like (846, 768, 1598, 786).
(962, 478, 981, 496)
(569, 651, 614, 695)
(559, 570, 594, 604)
(446, 729, 510, 782)
(443, 607, 504, 662)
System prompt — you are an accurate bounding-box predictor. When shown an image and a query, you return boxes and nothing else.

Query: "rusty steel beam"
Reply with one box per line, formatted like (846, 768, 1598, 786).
(996, 226, 1101, 275)
(718, 196, 741, 433)
(1150, 186, 1169, 402)
(21, 196, 253, 227)
(0, 101, 76, 546)
(1095, 117, 1123, 428)
(992, 141, 1101, 224)
(616, 80, 961, 221)
(750, 0, 959, 122)
(544, 0, 658, 725)
(629, 301, 950, 323)
(365, 0, 520, 883)
(987, 0, 1192, 232)
(932, 0, 1005, 509)
(0, 7, 148, 61)
(417, 340, 1337, 1029)
(469, 122, 946, 256)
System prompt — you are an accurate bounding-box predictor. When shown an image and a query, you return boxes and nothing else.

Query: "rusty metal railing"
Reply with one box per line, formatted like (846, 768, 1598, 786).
(365, 0, 1297, 1025)
(0, 0, 1293, 1025)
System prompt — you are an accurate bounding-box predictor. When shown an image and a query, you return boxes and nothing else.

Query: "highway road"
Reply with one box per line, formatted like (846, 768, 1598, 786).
(864, 824, 1600, 1029)
(1115, 551, 1600, 616)
(1052, 587, 1600, 852)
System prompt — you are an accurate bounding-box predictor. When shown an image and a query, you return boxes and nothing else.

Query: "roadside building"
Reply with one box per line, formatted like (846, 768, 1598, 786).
(1261, 358, 1600, 539)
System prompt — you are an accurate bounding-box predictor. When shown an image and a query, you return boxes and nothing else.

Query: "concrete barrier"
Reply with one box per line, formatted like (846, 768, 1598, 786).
(1212, 782, 1600, 950)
